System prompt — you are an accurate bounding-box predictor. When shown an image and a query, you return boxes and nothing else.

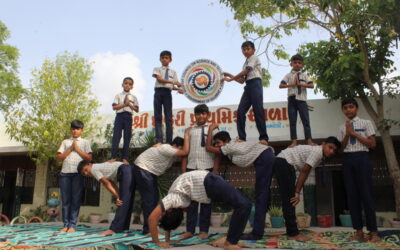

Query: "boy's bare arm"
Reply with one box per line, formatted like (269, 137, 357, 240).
(279, 82, 297, 88)
(292, 164, 312, 206)
(57, 147, 72, 161)
(112, 103, 126, 110)
(153, 74, 181, 87)
(206, 124, 221, 154)
(298, 82, 314, 88)
(174, 128, 191, 157)
(149, 205, 173, 248)
(181, 156, 188, 173)
(345, 120, 376, 149)
(100, 178, 122, 206)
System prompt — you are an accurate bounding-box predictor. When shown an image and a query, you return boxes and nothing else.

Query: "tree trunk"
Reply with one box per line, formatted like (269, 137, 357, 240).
(380, 128, 400, 217)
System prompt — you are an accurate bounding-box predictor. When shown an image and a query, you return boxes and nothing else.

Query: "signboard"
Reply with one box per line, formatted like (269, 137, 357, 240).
(181, 59, 224, 103)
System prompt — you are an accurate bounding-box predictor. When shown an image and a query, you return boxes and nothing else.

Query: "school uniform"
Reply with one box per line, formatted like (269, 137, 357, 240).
(281, 70, 313, 140)
(237, 54, 268, 141)
(153, 66, 179, 144)
(133, 144, 179, 234)
(160, 170, 251, 245)
(274, 145, 324, 236)
(90, 161, 133, 233)
(111, 91, 139, 160)
(338, 116, 377, 232)
(57, 137, 92, 229)
(185, 125, 218, 234)
(220, 141, 275, 237)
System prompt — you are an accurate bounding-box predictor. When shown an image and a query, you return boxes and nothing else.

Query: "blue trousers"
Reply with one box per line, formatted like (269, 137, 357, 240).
(111, 112, 132, 160)
(288, 96, 312, 140)
(343, 152, 378, 232)
(237, 78, 268, 141)
(273, 158, 299, 236)
(59, 173, 83, 228)
(186, 168, 212, 234)
(252, 149, 275, 237)
(132, 165, 159, 234)
(110, 164, 135, 232)
(204, 173, 252, 244)
(154, 88, 173, 144)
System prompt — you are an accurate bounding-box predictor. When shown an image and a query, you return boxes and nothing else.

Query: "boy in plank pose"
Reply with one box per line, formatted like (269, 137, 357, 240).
(148, 170, 251, 250)
(205, 124, 275, 240)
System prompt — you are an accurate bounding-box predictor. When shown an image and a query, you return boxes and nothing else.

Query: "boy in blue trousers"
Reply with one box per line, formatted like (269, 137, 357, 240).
(279, 54, 315, 148)
(205, 124, 275, 240)
(152, 50, 184, 144)
(338, 98, 380, 242)
(223, 41, 268, 145)
(109, 77, 139, 164)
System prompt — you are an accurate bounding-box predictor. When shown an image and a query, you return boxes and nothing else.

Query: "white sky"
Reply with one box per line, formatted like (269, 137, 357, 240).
(1, 0, 399, 115)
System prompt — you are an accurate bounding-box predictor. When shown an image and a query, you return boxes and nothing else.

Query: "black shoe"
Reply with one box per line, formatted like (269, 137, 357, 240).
(240, 233, 262, 240)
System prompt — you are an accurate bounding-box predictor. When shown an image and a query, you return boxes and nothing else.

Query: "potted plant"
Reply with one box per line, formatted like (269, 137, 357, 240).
(339, 210, 352, 227)
(269, 205, 284, 228)
(389, 218, 400, 228)
(296, 212, 311, 228)
(317, 215, 333, 227)
(108, 206, 116, 223)
(89, 213, 102, 224)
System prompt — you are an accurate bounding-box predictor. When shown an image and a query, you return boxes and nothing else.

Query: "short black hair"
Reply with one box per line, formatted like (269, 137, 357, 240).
(171, 136, 184, 147)
(241, 41, 255, 49)
(341, 97, 358, 108)
(71, 120, 84, 129)
(123, 77, 134, 84)
(194, 104, 209, 114)
(77, 160, 91, 174)
(324, 136, 341, 150)
(290, 54, 304, 62)
(159, 208, 183, 231)
(160, 50, 172, 59)
(213, 131, 231, 143)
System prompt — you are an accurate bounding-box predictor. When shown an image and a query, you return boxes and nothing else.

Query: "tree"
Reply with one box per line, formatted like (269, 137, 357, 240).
(5, 52, 100, 162)
(221, 0, 400, 216)
(0, 20, 23, 112)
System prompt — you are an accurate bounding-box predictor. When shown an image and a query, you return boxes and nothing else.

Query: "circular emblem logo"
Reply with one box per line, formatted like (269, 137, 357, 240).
(181, 59, 224, 103)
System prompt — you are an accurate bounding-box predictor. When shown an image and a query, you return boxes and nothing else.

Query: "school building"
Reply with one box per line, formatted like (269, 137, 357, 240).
(0, 97, 399, 226)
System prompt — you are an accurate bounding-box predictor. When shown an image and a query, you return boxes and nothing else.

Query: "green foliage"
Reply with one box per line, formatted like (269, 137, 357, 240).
(268, 205, 283, 217)
(5, 51, 100, 162)
(0, 20, 23, 112)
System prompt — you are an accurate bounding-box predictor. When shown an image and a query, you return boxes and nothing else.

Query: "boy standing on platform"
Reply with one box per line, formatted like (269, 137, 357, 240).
(109, 77, 139, 164)
(338, 98, 380, 242)
(279, 54, 315, 147)
(273, 137, 341, 240)
(223, 41, 268, 145)
(205, 125, 275, 240)
(57, 120, 92, 233)
(181, 104, 221, 240)
(152, 50, 184, 144)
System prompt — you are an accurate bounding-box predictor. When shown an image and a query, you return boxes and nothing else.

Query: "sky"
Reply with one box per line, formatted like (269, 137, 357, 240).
(1, 0, 398, 115)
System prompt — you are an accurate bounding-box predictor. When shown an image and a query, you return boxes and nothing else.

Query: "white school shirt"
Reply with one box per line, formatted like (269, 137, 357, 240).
(153, 66, 179, 90)
(90, 161, 123, 182)
(58, 137, 92, 173)
(220, 141, 273, 167)
(134, 144, 179, 176)
(161, 170, 210, 211)
(277, 145, 324, 171)
(337, 116, 375, 152)
(243, 54, 262, 81)
(112, 91, 139, 114)
(280, 70, 313, 101)
(187, 125, 218, 170)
